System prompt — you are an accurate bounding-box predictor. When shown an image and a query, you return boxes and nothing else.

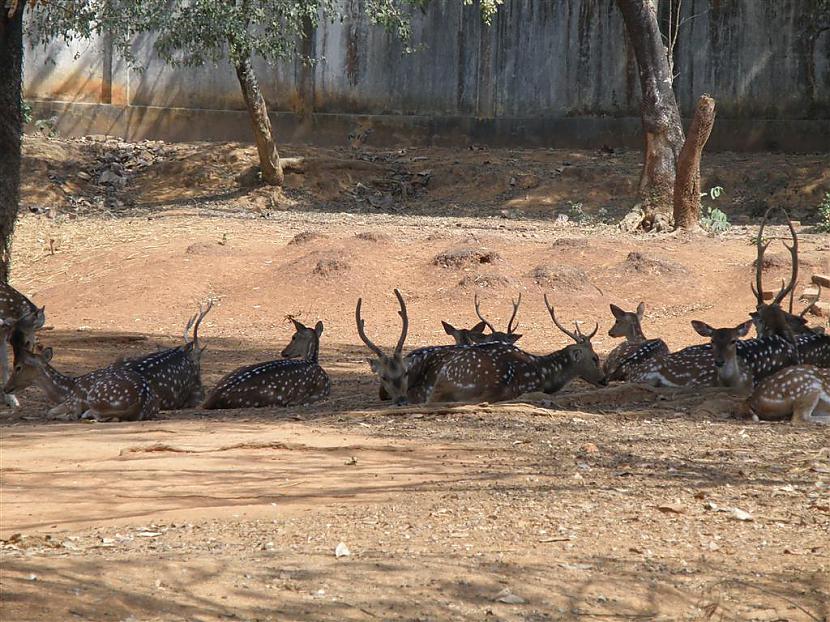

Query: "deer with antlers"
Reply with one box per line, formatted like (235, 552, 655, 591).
(112, 302, 213, 410)
(4, 333, 159, 421)
(470, 293, 523, 344)
(203, 317, 330, 409)
(1, 282, 46, 407)
(742, 365, 830, 425)
(356, 289, 411, 404)
(603, 302, 669, 382)
(427, 295, 606, 403)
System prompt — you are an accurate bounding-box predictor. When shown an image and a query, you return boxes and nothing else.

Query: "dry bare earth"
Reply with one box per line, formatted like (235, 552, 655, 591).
(2, 138, 829, 621)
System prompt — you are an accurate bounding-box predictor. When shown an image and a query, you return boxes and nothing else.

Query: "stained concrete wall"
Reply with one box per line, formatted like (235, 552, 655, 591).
(23, 0, 830, 150)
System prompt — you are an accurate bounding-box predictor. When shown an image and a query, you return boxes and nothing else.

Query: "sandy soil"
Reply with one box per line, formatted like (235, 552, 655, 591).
(1, 137, 829, 622)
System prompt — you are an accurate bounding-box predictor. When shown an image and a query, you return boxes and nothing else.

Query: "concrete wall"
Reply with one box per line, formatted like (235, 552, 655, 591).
(23, 0, 830, 151)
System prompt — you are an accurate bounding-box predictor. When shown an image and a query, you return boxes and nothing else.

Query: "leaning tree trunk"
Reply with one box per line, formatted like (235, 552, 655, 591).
(673, 94, 716, 230)
(234, 55, 284, 186)
(616, 0, 685, 222)
(0, 3, 25, 282)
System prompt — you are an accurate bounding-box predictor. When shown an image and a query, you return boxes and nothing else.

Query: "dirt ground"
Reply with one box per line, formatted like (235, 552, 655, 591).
(1, 136, 829, 622)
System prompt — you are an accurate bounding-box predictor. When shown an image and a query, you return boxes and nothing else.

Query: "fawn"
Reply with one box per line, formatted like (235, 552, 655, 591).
(4, 334, 158, 421)
(114, 302, 212, 410)
(1, 282, 46, 407)
(603, 302, 669, 382)
(743, 365, 830, 424)
(203, 318, 330, 409)
(427, 295, 606, 403)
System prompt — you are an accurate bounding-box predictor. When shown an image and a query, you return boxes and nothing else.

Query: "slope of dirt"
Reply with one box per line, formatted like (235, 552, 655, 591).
(3, 145, 830, 621)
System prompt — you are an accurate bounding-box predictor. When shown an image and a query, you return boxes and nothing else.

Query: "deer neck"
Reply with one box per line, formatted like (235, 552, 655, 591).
(716, 350, 749, 388)
(304, 334, 320, 363)
(625, 320, 646, 345)
(35, 363, 76, 404)
(536, 349, 577, 393)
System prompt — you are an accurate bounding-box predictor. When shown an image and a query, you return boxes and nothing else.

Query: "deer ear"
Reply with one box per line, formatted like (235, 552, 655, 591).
(506, 334, 522, 344)
(471, 321, 487, 333)
(736, 320, 753, 337)
(691, 320, 713, 337)
(42, 347, 54, 362)
(290, 318, 305, 332)
(609, 304, 625, 319)
(314, 321, 324, 337)
(441, 321, 456, 335)
(636, 302, 645, 318)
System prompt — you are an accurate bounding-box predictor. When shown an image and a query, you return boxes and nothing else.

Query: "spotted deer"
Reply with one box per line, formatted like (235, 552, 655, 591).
(441, 320, 489, 345)
(741, 365, 830, 424)
(1, 282, 46, 407)
(203, 317, 330, 409)
(113, 302, 213, 410)
(427, 295, 607, 404)
(471, 293, 523, 344)
(690, 319, 756, 393)
(750, 207, 816, 354)
(631, 320, 828, 389)
(4, 334, 158, 421)
(603, 302, 669, 382)
(356, 289, 410, 404)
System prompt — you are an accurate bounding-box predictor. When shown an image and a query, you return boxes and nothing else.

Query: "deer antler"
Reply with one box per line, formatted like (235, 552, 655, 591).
(192, 300, 213, 350)
(506, 293, 522, 334)
(474, 294, 497, 333)
(355, 298, 385, 358)
(751, 207, 774, 306)
(544, 294, 597, 343)
(393, 289, 408, 355)
(772, 209, 798, 308)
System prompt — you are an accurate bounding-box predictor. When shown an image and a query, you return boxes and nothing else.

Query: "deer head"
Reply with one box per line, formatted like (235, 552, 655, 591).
(608, 302, 646, 341)
(750, 207, 809, 338)
(473, 293, 523, 344)
(544, 294, 606, 388)
(356, 289, 409, 404)
(441, 320, 488, 345)
(691, 319, 753, 368)
(282, 318, 324, 362)
(4, 340, 52, 395)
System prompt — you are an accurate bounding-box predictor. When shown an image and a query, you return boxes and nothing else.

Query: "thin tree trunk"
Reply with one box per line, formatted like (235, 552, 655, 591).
(234, 55, 284, 186)
(616, 0, 685, 219)
(0, 3, 25, 282)
(673, 94, 716, 229)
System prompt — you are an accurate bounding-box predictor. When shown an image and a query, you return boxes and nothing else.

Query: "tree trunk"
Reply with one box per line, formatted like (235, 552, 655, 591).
(673, 94, 716, 230)
(234, 55, 284, 186)
(616, 0, 685, 219)
(0, 3, 25, 283)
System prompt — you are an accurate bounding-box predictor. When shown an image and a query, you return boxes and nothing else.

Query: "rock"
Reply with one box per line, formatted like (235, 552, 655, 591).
(801, 285, 820, 299)
(98, 169, 126, 188)
(494, 588, 526, 604)
(730, 508, 753, 522)
(77, 171, 92, 181)
(812, 274, 830, 288)
(335, 542, 351, 558)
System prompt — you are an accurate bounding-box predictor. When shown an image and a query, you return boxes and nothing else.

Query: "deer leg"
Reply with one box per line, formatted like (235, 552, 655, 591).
(791, 393, 821, 425)
(48, 400, 74, 418)
(1, 338, 19, 408)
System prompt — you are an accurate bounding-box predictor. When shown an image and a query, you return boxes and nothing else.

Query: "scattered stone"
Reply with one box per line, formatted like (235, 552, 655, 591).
(730, 508, 753, 522)
(354, 231, 390, 243)
(812, 274, 830, 288)
(335, 542, 351, 558)
(494, 588, 526, 604)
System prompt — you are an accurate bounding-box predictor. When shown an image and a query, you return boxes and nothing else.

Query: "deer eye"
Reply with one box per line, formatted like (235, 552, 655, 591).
(14, 365, 22, 372)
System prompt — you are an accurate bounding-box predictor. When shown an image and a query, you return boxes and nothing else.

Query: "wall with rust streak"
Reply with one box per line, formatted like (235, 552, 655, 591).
(22, 0, 830, 146)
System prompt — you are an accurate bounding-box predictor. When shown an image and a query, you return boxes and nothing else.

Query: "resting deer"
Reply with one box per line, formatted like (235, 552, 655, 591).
(441, 320, 489, 345)
(691, 319, 756, 393)
(632, 317, 827, 389)
(203, 317, 330, 409)
(356, 289, 410, 404)
(603, 302, 669, 382)
(1, 282, 46, 407)
(4, 335, 158, 421)
(113, 302, 213, 410)
(471, 293, 523, 344)
(743, 365, 830, 425)
(427, 295, 606, 403)
(750, 207, 815, 357)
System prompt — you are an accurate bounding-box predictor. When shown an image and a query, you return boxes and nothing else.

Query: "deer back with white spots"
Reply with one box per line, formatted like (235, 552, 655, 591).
(745, 364, 830, 425)
(0, 282, 46, 408)
(427, 295, 607, 404)
(203, 317, 330, 410)
(4, 334, 158, 421)
(113, 301, 213, 410)
(603, 302, 669, 382)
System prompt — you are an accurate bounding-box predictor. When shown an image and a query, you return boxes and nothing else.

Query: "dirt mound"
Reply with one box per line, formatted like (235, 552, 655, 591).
(457, 272, 514, 289)
(312, 256, 351, 277)
(288, 231, 327, 246)
(433, 247, 501, 269)
(530, 264, 588, 289)
(354, 231, 391, 243)
(621, 252, 687, 276)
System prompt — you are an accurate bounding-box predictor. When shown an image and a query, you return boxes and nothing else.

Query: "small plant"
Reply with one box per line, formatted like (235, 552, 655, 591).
(817, 192, 830, 233)
(700, 186, 730, 233)
(21, 99, 32, 125)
